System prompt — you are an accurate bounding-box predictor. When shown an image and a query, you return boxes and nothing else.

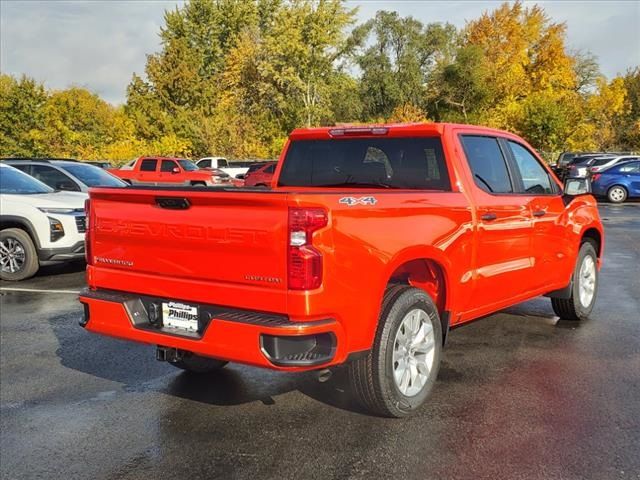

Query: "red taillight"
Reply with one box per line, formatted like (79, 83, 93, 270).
(592, 173, 601, 182)
(288, 207, 327, 290)
(84, 199, 93, 265)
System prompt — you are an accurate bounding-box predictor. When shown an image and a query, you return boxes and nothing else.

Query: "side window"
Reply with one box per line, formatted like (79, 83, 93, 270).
(218, 158, 228, 168)
(508, 141, 554, 194)
(140, 159, 157, 172)
(11, 164, 31, 175)
(161, 160, 178, 172)
(460, 136, 513, 193)
(199, 159, 211, 168)
(619, 162, 640, 173)
(30, 165, 80, 191)
(264, 164, 276, 174)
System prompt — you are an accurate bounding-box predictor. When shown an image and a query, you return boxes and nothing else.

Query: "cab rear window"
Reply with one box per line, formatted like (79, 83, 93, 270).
(278, 137, 450, 190)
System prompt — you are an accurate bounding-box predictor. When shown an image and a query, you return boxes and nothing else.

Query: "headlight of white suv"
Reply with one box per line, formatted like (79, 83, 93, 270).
(38, 207, 77, 214)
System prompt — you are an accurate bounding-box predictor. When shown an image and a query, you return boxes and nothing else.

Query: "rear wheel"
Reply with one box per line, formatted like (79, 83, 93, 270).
(551, 242, 598, 321)
(191, 181, 207, 187)
(607, 185, 627, 203)
(349, 285, 442, 417)
(0, 228, 39, 281)
(169, 352, 228, 373)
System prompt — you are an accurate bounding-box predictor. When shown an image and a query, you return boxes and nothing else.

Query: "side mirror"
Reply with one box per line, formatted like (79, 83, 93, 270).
(564, 177, 591, 196)
(172, 167, 180, 174)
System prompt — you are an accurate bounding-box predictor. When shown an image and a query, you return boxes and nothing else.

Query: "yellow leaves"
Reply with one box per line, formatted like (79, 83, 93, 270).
(464, 0, 577, 100)
(387, 104, 430, 123)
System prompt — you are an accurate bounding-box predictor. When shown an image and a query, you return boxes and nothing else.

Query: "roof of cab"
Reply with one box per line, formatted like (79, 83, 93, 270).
(288, 122, 519, 141)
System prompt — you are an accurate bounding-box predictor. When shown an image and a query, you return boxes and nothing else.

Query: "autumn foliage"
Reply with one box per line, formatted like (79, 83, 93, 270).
(1, 0, 638, 164)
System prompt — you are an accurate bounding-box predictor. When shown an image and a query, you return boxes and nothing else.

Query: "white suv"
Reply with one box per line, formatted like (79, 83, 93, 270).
(0, 164, 88, 281)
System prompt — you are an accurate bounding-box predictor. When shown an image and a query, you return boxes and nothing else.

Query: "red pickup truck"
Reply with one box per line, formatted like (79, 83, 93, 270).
(80, 123, 604, 417)
(109, 156, 227, 186)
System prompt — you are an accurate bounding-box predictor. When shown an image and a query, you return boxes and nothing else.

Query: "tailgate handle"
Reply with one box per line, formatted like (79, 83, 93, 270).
(155, 197, 190, 210)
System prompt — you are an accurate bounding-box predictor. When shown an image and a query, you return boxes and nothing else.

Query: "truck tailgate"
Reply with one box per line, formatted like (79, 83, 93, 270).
(87, 188, 289, 310)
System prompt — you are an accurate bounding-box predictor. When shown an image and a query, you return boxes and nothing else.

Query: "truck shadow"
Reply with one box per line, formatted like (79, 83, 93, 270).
(49, 296, 571, 416)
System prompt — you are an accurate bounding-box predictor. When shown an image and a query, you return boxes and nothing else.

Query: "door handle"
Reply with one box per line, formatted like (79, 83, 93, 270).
(481, 212, 497, 221)
(532, 210, 546, 217)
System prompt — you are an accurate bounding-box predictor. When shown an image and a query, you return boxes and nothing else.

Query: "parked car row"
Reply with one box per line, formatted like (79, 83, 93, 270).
(553, 151, 636, 180)
(590, 159, 640, 203)
(0, 164, 87, 281)
(553, 154, 639, 204)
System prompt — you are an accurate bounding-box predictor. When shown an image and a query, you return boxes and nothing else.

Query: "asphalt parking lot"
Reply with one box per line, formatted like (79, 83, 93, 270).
(1, 203, 639, 480)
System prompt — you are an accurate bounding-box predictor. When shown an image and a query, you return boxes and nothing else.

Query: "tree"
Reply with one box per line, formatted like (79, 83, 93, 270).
(40, 87, 134, 158)
(259, 0, 359, 129)
(353, 11, 456, 121)
(428, 45, 491, 122)
(613, 68, 640, 150)
(0, 74, 47, 156)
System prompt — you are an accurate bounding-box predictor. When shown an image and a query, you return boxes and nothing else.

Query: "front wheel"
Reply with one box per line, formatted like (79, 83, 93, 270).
(551, 242, 598, 321)
(0, 228, 39, 281)
(349, 285, 442, 417)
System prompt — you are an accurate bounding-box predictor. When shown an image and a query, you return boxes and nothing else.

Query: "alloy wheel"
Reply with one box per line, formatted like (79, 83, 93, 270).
(0, 237, 26, 274)
(578, 255, 596, 307)
(392, 308, 436, 397)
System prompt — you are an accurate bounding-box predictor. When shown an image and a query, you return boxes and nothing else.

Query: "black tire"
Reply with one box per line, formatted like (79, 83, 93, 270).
(0, 228, 39, 281)
(349, 285, 443, 418)
(191, 181, 206, 187)
(551, 241, 598, 321)
(169, 352, 228, 373)
(607, 185, 627, 203)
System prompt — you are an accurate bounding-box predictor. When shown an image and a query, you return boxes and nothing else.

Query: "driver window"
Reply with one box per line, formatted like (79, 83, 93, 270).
(508, 141, 554, 194)
(161, 160, 178, 172)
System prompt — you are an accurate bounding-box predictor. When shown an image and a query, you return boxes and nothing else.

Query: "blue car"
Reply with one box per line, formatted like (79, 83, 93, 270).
(591, 160, 640, 203)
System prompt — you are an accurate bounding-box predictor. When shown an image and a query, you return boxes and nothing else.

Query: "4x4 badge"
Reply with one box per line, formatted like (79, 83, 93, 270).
(339, 196, 377, 206)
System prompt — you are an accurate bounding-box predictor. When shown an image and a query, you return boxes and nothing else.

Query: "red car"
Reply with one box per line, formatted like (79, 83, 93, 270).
(244, 162, 276, 187)
(109, 157, 228, 186)
(81, 123, 603, 417)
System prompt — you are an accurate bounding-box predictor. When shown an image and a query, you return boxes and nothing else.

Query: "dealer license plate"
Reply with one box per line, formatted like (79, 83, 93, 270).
(162, 301, 199, 332)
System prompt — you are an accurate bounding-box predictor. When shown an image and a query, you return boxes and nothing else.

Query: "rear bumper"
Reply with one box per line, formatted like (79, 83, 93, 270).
(78, 288, 345, 370)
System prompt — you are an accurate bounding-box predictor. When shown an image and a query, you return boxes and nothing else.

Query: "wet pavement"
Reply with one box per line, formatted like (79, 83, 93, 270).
(1, 203, 639, 480)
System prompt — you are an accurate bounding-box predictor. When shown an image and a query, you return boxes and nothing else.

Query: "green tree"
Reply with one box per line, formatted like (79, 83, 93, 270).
(428, 45, 492, 122)
(353, 11, 456, 121)
(0, 74, 47, 156)
(259, 0, 359, 129)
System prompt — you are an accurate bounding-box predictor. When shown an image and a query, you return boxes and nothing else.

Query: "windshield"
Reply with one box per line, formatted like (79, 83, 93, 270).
(178, 159, 199, 171)
(0, 166, 54, 194)
(278, 137, 450, 190)
(59, 163, 125, 187)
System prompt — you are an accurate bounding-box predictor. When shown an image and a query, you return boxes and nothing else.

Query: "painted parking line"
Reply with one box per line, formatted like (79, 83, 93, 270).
(0, 287, 81, 294)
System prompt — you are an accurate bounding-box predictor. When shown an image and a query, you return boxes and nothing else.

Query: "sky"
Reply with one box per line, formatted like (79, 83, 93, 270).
(1, 0, 639, 105)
